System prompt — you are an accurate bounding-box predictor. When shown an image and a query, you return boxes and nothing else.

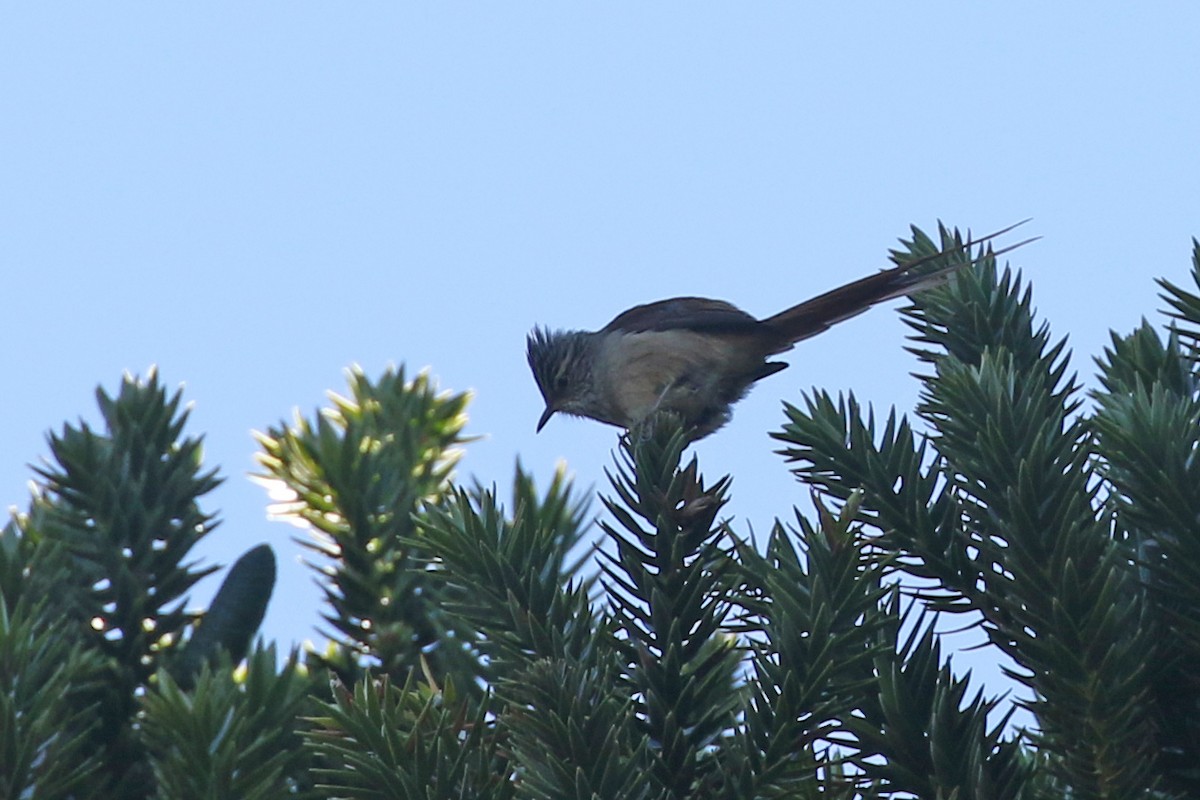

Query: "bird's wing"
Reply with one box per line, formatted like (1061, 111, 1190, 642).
(601, 297, 762, 334)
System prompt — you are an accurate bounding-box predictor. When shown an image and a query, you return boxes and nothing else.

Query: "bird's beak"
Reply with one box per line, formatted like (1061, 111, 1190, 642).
(536, 405, 556, 432)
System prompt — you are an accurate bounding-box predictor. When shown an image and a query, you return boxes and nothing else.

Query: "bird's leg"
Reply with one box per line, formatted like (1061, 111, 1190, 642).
(636, 375, 709, 443)
(636, 378, 683, 441)
(650, 378, 677, 413)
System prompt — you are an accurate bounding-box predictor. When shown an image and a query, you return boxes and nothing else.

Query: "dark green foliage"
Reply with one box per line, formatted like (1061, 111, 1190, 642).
(1091, 244, 1200, 794)
(777, 224, 1200, 797)
(255, 366, 477, 686)
(306, 673, 515, 800)
(503, 657, 652, 800)
(724, 494, 892, 797)
(842, 604, 1032, 799)
(0, 593, 107, 799)
(141, 645, 312, 799)
(1, 370, 281, 798)
(418, 465, 598, 675)
(600, 422, 744, 798)
(32, 370, 221, 656)
(5, 225, 1200, 798)
(17, 370, 226, 796)
(1156, 238, 1200, 358)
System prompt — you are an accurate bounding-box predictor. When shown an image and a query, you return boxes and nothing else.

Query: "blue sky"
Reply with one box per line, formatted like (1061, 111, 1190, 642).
(4, 4, 1199, 705)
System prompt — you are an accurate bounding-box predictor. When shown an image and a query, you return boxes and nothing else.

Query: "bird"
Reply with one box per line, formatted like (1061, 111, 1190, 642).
(527, 222, 1034, 441)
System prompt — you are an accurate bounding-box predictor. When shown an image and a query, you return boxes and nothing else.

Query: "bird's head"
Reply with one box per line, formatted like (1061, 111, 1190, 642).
(526, 327, 599, 431)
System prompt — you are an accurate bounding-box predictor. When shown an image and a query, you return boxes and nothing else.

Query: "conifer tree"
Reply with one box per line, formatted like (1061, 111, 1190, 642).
(3, 228, 1198, 798)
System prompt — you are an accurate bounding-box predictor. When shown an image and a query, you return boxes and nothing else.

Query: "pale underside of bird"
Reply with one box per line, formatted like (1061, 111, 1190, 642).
(527, 222, 1035, 441)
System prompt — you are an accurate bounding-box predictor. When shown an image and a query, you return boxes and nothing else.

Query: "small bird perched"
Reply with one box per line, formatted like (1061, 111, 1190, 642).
(527, 223, 1033, 441)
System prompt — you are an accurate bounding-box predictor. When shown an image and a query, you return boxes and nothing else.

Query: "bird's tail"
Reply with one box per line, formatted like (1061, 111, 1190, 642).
(761, 221, 1035, 344)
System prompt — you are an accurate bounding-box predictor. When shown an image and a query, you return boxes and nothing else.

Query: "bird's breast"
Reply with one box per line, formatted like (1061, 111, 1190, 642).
(594, 329, 767, 426)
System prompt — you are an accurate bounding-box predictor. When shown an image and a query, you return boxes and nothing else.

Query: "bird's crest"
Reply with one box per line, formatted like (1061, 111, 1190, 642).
(526, 327, 588, 405)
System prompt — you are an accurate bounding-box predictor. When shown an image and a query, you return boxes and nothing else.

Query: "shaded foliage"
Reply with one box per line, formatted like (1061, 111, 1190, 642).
(1, 370, 284, 798)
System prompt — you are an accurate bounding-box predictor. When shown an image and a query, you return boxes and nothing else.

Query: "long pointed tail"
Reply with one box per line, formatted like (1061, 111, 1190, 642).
(761, 221, 1036, 344)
